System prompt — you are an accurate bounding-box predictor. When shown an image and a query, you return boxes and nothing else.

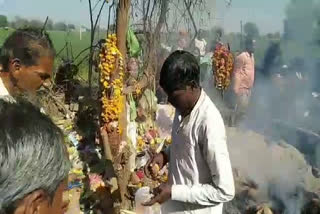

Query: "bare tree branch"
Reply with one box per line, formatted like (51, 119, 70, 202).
(88, 0, 94, 92)
(93, 0, 107, 32)
(107, 0, 115, 34)
(87, 0, 107, 93)
(183, 0, 198, 42)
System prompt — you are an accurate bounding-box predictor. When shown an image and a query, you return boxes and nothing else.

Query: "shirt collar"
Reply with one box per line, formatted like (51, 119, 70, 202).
(176, 89, 205, 133)
(178, 89, 205, 121)
(190, 89, 205, 117)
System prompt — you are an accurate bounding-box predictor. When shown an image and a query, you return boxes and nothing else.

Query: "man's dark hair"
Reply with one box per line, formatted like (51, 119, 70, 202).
(0, 27, 55, 71)
(0, 98, 70, 213)
(160, 50, 200, 94)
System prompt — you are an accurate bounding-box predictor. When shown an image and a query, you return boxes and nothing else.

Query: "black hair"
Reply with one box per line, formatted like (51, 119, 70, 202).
(0, 27, 55, 72)
(0, 98, 70, 213)
(159, 50, 200, 94)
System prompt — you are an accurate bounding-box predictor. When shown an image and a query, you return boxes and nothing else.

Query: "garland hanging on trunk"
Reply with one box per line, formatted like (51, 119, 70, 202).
(99, 34, 125, 135)
(212, 42, 234, 91)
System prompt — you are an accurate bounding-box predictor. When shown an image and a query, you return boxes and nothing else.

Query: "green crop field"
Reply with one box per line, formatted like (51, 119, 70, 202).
(0, 28, 95, 54)
(0, 28, 107, 81)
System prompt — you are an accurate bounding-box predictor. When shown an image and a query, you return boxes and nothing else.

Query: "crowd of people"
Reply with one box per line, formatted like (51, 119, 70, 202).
(0, 27, 238, 214)
(2, 24, 314, 214)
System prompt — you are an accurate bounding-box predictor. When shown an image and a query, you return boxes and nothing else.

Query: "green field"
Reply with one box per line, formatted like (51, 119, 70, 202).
(2, 28, 316, 79)
(0, 29, 96, 54)
(0, 28, 107, 80)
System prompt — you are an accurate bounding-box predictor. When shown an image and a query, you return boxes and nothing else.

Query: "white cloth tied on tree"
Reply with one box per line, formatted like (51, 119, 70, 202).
(195, 38, 207, 56)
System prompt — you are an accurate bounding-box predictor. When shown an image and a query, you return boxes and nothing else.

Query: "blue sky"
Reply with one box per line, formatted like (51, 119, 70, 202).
(215, 0, 290, 33)
(0, 0, 290, 33)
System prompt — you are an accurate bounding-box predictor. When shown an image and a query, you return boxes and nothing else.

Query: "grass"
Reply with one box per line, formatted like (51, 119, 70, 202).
(0, 28, 100, 56)
(0, 28, 14, 46)
(0, 28, 108, 81)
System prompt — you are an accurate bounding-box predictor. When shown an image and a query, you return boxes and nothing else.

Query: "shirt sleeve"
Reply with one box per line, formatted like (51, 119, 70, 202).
(171, 113, 235, 206)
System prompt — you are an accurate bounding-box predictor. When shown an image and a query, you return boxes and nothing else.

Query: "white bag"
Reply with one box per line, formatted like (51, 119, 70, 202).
(135, 187, 161, 214)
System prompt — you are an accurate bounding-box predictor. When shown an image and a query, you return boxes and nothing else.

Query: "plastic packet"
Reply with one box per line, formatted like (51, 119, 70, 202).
(135, 187, 161, 214)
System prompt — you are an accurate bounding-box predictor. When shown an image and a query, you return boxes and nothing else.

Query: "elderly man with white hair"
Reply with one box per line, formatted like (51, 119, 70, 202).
(0, 98, 70, 214)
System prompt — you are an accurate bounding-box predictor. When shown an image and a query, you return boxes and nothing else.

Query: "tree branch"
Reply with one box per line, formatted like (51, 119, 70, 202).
(183, 0, 198, 42)
(107, 0, 115, 34)
(88, 0, 94, 92)
(93, 0, 107, 32)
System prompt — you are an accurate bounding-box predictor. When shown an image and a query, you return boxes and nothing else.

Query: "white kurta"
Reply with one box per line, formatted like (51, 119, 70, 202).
(0, 77, 10, 96)
(0, 77, 16, 103)
(162, 90, 235, 214)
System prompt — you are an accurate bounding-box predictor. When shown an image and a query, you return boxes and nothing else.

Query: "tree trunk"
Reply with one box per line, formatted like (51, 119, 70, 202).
(115, 0, 131, 211)
(116, 0, 130, 143)
(117, 0, 130, 57)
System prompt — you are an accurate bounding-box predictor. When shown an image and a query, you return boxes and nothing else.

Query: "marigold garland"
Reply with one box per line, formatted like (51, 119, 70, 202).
(99, 34, 125, 134)
(212, 43, 234, 90)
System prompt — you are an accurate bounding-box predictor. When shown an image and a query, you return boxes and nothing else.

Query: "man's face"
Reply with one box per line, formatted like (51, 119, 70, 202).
(10, 56, 54, 93)
(166, 87, 193, 113)
(14, 179, 68, 214)
(38, 180, 68, 214)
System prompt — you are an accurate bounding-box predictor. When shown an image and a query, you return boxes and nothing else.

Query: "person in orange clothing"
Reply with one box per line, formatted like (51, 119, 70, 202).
(231, 38, 256, 126)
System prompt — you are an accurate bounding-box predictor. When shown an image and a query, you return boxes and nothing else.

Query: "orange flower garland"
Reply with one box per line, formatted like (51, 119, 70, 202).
(99, 34, 125, 134)
(212, 43, 234, 90)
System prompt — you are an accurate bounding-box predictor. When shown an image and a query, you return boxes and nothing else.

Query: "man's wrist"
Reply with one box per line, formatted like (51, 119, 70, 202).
(171, 185, 190, 202)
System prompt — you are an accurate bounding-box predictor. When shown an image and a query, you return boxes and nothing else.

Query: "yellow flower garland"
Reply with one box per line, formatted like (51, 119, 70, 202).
(99, 34, 125, 134)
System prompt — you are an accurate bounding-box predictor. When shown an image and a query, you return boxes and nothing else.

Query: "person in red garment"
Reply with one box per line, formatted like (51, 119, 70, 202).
(231, 38, 256, 126)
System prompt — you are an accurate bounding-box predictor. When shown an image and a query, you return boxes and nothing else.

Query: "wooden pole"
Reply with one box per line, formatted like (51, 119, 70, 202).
(115, 0, 131, 210)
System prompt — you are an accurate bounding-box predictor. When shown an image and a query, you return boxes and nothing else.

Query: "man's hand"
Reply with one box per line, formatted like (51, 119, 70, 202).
(144, 152, 168, 179)
(142, 183, 172, 206)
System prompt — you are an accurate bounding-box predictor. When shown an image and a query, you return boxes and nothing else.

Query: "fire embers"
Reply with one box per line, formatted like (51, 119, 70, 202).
(212, 42, 234, 90)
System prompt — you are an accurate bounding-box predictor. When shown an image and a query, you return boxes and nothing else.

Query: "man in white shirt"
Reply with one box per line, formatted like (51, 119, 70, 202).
(144, 50, 235, 213)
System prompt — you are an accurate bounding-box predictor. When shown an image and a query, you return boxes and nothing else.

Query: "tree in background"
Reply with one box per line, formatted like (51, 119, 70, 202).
(244, 22, 260, 39)
(54, 22, 67, 31)
(29, 19, 42, 28)
(47, 19, 54, 30)
(210, 26, 224, 43)
(9, 21, 15, 28)
(0, 15, 8, 27)
(13, 16, 29, 28)
(67, 24, 76, 30)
